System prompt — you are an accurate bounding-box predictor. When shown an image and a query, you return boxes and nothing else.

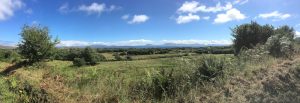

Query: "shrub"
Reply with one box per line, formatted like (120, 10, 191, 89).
(18, 25, 59, 64)
(126, 55, 133, 61)
(232, 21, 274, 55)
(113, 53, 122, 61)
(81, 47, 106, 65)
(73, 58, 86, 67)
(265, 35, 294, 58)
(193, 56, 227, 82)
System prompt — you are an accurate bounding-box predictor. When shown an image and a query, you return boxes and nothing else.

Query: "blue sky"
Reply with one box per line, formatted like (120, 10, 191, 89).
(0, 0, 300, 46)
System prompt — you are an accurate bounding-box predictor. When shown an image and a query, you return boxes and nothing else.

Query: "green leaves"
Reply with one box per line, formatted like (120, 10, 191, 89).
(18, 25, 59, 64)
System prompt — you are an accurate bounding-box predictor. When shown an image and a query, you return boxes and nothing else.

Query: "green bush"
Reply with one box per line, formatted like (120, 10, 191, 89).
(18, 25, 59, 64)
(73, 58, 86, 67)
(265, 35, 294, 58)
(193, 56, 227, 82)
(232, 21, 274, 55)
(81, 47, 106, 65)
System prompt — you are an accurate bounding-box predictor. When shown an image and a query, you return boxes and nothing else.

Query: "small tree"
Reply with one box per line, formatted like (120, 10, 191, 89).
(232, 21, 274, 55)
(18, 25, 59, 64)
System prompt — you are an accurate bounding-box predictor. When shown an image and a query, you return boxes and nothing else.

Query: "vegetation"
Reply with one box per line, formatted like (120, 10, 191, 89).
(18, 25, 59, 64)
(1, 22, 299, 102)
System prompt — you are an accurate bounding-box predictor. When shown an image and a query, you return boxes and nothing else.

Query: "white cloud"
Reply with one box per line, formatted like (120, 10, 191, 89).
(57, 39, 232, 47)
(176, 13, 200, 24)
(161, 40, 232, 45)
(0, 0, 24, 21)
(128, 15, 149, 24)
(203, 16, 210, 20)
(296, 31, 300, 37)
(121, 14, 130, 20)
(58, 39, 154, 47)
(233, 0, 249, 5)
(58, 3, 70, 13)
(214, 8, 246, 24)
(78, 2, 119, 15)
(177, 1, 232, 13)
(258, 11, 291, 21)
(79, 3, 106, 15)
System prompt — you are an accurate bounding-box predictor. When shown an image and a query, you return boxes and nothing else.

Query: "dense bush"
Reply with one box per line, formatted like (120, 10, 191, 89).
(232, 21, 274, 55)
(71, 47, 106, 66)
(0, 49, 21, 63)
(193, 56, 228, 82)
(18, 25, 59, 64)
(265, 35, 294, 58)
(73, 58, 86, 67)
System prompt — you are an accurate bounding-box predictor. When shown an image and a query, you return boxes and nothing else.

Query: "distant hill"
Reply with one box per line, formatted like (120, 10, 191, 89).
(0, 45, 14, 49)
(58, 43, 231, 48)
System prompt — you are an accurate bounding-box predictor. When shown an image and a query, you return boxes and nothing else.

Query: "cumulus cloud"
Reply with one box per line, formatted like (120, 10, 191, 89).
(128, 15, 149, 24)
(76, 2, 118, 15)
(0, 0, 24, 21)
(257, 11, 291, 21)
(57, 39, 232, 47)
(79, 3, 105, 15)
(58, 39, 154, 47)
(177, 1, 232, 13)
(176, 13, 200, 24)
(214, 8, 246, 24)
(296, 31, 300, 37)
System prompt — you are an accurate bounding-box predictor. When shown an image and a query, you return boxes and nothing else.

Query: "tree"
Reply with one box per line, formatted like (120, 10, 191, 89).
(18, 25, 59, 64)
(232, 21, 274, 55)
(82, 47, 103, 65)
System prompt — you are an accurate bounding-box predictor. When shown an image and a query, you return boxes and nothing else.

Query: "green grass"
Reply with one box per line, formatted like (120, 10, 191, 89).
(1, 53, 298, 103)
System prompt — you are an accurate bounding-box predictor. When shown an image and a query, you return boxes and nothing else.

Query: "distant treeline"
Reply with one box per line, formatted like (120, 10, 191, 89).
(195, 46, 234, 54)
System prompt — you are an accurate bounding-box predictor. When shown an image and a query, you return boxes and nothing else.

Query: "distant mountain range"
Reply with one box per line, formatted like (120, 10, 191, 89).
(0, 40, 230, 49)
(63, 43, 230, 48)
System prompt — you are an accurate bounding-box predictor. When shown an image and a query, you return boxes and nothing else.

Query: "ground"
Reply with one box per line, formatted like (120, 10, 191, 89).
(0, 53, 299, 103)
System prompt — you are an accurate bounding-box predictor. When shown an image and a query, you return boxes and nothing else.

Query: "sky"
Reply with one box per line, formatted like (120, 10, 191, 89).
(0, 0, 300, 46)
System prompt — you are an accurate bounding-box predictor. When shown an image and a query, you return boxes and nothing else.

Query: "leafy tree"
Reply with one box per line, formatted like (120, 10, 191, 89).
(18, 25, 59, 64)
(82, 47, 97, 65)
(232, 21, 274, 55)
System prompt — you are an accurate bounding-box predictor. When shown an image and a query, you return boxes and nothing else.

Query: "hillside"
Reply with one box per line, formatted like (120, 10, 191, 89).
(0, 53, 299, 102)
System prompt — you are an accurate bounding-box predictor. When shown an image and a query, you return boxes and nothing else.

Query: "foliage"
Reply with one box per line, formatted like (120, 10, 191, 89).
(71, 47, 106, 66)
(232, 21, 274, 55)
(0, 49, 21, 63)
(113, 53, 122, 61)
(82, 47, 106, 65)
(193, 56, 228, 82)
(265, 34, 294, 58)
(18, 25, 59, 64)
(73, 58, 86, 67)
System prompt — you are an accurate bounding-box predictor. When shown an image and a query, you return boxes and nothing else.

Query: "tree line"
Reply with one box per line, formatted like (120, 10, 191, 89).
(0, 21, 297, 67)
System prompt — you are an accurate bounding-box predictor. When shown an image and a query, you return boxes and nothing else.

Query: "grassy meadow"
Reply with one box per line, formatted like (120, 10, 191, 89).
(1, 51, 299, 103)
